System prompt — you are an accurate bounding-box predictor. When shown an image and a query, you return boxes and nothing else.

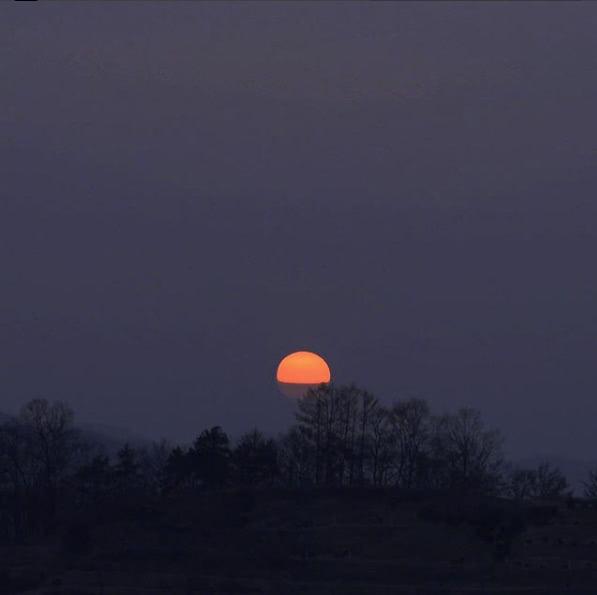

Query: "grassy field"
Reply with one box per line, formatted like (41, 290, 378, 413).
(3, 488, 597, 594)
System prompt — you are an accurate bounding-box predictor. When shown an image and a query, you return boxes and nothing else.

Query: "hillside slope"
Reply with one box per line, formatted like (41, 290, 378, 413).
(3, 488, 597, 594)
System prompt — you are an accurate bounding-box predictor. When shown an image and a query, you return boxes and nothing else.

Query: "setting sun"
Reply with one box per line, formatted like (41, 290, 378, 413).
(276, 351, 331, 398)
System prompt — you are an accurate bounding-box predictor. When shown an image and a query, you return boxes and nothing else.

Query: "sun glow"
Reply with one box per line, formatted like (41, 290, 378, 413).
(276, 351, 331, 398)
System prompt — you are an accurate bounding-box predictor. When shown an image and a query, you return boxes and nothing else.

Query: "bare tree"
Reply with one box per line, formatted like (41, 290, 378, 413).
(277, 426, 315, 487)
(584, 469, 597, 499)
(296, 384, 388, 486)
(296, 385, 327, 484)
(138, 439, 172, 493)
(0, 420, 38, 540)
(507, 463, 568, 500)
(368, 405, 394, 486)
(296, 383, 344, 485)
(507, 468, 537, 501)
(335, 384, 359, 486)
(355, 389, 378, 485)
(431, 408, 503, 493)
(19, 399, 79, 525)
(533, 463, 568, 498)
(389, 398, 430, 489)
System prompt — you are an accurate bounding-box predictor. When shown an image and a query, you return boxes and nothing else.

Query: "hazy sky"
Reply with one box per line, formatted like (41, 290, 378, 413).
(2, 2, 597, 457)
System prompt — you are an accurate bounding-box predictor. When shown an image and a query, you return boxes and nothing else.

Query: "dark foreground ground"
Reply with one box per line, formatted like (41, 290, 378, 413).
(3, 488, 597, 594)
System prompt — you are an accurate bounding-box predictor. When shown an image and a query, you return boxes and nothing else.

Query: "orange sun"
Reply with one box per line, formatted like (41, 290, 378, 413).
(276, 351, 331, 398)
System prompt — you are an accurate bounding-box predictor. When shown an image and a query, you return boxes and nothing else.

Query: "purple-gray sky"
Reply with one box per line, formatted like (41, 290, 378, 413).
(2, 2, 597, 457)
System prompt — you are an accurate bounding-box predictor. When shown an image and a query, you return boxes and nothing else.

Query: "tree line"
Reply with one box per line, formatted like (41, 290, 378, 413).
(0, 384, 586, 543)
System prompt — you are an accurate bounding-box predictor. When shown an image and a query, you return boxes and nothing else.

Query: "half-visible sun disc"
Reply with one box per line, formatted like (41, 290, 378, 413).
(276, 351, 331, 398)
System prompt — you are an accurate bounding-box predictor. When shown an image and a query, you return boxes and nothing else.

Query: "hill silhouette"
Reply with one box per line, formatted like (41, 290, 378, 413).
(4, 488, 597, 594)
(1, 387, 596, 593)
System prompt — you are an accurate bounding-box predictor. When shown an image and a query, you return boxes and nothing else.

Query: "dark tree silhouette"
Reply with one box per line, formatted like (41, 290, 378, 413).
(389, 398, 430, 489)
(533, 462, 569, 499)
(295, 383, 394, 487)
(368, 404, 393, 486)
(113, 444, 142, 493)
(189, 426, 231, 488)
(74, 454, 112, 511)
(507, 468, 537, 501)
(0, 393, 578, 548)
(507, 463, 569, 500)
(162, 446, 192, 491)
(278, 426, 315, 487)
(19, 399, 79, 532)
(233, 429, 279, 486)
(430, 408, 503, 493)
(139, 439, 171, 493)
(0, 419, 37, 540)
(583, 469, 597, 499)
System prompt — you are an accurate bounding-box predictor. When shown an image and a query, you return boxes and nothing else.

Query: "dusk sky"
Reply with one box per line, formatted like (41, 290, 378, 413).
(2, 2, 597, 458)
